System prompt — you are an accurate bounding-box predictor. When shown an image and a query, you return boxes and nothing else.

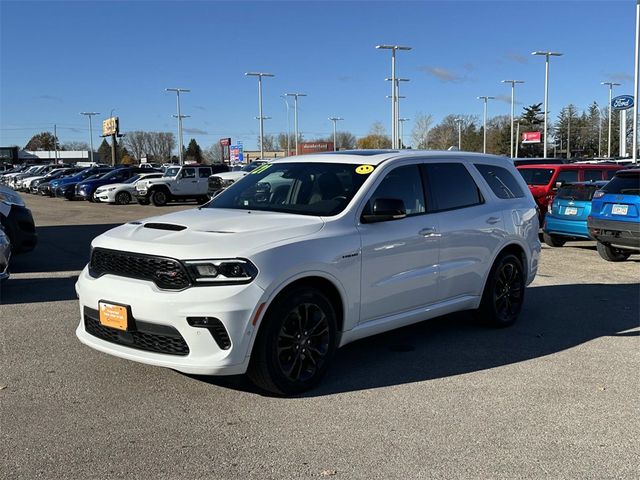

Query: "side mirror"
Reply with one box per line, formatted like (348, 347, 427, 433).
(361, 198, 407, 223)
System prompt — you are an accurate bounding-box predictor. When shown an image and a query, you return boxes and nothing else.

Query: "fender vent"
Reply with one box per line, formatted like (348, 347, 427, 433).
(144, 223, 186, 231)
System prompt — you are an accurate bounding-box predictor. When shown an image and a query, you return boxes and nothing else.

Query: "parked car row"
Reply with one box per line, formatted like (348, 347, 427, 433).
(516, 163, 639, 262)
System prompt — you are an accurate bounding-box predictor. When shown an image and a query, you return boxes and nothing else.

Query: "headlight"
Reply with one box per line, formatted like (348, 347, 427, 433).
(0, 190, 25, 206)
(107, 187, 116, 192)
(184, 259, 258, 284)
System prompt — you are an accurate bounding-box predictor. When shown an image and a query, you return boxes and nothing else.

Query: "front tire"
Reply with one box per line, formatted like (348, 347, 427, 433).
(477, 253, 525, 327)
(543, 232, 566, 247)
(115, 191, 131, 205)
(150, 189, 169, 206)
(247, 287, 338, 395)
(596, 242, 631, 262)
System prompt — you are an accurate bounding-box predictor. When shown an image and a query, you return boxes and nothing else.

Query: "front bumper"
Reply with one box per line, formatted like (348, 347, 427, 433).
(134, 189, 150, 200)
(94, 190, 116, 203)
(588, 217, 640, 250)
(75, 267, 266, 375)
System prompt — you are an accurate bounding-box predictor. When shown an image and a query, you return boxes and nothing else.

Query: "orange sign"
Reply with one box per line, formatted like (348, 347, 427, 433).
(99, 302, 128, 331)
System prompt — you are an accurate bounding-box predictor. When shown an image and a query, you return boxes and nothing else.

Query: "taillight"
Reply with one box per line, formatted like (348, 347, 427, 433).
(593, 190, 605, 199)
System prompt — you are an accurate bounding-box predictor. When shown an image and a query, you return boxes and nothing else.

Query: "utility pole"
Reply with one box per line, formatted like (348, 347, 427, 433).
(477, 96, 495, 154)
(376, 44, 412, 148)
(245, 72, 275, 159)
(285, 93, 306, 155)
(80, 112, 100, 164)
(602, 81, 621, 158)
(54, 124, 59, 163)
(501, 80, 525, 158)
(455, 118, 463, 150)
(532, 51, 563, 158)
(329, 117, 343, 151)
(166, 88, 190, 164)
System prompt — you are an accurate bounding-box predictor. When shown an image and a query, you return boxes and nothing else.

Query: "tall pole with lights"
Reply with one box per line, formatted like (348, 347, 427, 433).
(245, 72, 274, 159)
(280, 95, 291, 156)
(80, 112, 100, 163)
(329, 117, 343, 151)
(455, 118, 463, 150)
(634, 0, 640, 163)
(532, 51, 563, 158)
(376, 45, 412, 148)
(398, 118, 409, 149)
(285, 93, 306, 155)
(601, 81, 621, 158)
(477, 96, 495, 154)
(501, 80, 524, 158)
(166, 88, 190, 165)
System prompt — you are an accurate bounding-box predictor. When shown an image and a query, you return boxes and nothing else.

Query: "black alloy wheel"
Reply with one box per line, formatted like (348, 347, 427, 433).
(151, 190, 168, 206)
(248, 287, 338, 395)
(478, 253, 525, 327)
(115, 191, 131, 205)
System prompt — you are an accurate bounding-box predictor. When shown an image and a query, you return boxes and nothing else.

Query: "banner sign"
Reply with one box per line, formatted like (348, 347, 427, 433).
(230, 144, 244, 163)
(611, 95, 634, 111)
(521, 131, 541, 144)
(102, 117, 119, 136)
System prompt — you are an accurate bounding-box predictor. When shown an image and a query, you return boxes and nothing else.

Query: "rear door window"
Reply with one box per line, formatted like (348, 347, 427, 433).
(518, 168, 555, 186)
(199, 167, 212, 178)
(423, 163, 483, 212)
(474, 164, 525, 199)
(556, 170, 578, 184)
(583, 169, 604, 182)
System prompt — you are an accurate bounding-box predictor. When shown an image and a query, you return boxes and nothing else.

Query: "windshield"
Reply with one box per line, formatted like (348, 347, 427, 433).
(165, 167, 180, 177)
(242, 162, 265, 172)
(125, 175, 141, 184)
(518, 168, 555, 186)
(602, 174, 640, 196)
(207, 162, 372, 216)
(556, 184, 599, 201)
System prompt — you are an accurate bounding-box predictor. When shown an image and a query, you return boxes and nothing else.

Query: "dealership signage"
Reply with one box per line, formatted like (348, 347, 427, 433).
(102, 117, 119, 136)
(611, 95, 634, 111)
(521, 131, 541, 144)
(230, 142, 244, 163)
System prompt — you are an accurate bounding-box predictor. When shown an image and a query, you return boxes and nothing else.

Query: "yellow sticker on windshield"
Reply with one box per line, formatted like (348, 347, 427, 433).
(251, 164, 272, 175)
(355, 165, 375, 175)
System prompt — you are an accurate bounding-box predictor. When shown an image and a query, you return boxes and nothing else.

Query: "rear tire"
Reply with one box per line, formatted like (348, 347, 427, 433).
(543, 232, 566, 247)
(477, 253, 525, 328)
(247, 287, 338, 395)
(596, 242, 631, 262)
(150, 189, 169, 206)
(115, 191, 131, 205)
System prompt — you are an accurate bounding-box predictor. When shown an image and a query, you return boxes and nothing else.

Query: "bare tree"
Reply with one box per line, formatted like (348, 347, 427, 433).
(369, 121, 387, 137)
(122, 131, 148, 161)
(203, 144, 223, 164)
(411, 113, 433, 149)
(62, 141, 90, 151)
(258, 134, 278, 153)
(335, 131, 356, 150)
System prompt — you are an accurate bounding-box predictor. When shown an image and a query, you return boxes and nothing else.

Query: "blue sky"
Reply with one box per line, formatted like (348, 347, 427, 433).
(1, 0, 637, 151)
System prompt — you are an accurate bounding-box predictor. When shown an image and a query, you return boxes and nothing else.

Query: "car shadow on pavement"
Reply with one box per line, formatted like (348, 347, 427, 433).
(1, 224, 121, 304)
(191, 282, 640, 397)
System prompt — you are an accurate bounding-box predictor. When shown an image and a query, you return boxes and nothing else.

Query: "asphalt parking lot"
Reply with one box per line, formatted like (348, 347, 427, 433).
(1, 194, 639, 480)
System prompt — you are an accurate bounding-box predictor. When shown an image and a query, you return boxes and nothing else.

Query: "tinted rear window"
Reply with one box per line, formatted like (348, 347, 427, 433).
(474, 164, 525, 199)
(423, 163, 483, 211)
(518, 168, 554, 186)
(556, 184, 599, 201)
(602, 174, 640, 196)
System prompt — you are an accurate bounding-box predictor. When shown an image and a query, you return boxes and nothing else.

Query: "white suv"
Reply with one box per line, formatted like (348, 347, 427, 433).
(76, 151, 540, 394)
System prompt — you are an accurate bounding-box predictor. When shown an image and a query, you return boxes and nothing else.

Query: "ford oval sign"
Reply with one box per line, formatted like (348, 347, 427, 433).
(611, 95, 634, 111)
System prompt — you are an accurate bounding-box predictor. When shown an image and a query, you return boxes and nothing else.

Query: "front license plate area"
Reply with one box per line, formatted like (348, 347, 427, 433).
(99, 301, 129, 331)
(612, 204, 628, 215)
(565, 207, 578, 215)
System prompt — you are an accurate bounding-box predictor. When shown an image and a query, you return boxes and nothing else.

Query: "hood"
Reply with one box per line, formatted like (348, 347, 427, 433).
(212, 171, 247, 181)
(92, 208, 325, 259)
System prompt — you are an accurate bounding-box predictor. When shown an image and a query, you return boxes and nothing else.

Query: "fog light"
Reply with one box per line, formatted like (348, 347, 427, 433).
(194, 264, 218, 277)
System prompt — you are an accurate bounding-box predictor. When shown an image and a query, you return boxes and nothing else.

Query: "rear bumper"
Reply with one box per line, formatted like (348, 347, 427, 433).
(1, 204, 37, 254)
(588, 217, 640, 250)
(544, 215, 590, 239)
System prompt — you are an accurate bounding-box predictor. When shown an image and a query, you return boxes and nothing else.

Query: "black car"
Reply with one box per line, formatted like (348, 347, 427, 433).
(0, 186, 36, 254)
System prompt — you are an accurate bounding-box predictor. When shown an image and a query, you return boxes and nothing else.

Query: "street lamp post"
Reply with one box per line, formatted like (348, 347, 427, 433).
(532, 51, 563, 158)
(376, 44, 412, 149)
(285, 93, 306, 155)
(80, 112, 100, 163)
(634, 0, 640, 163)
(165, 88, 190, 165)
(386, 77, 409, 146)
(245, 72, 274, 159)
(328, 117, 343, 151)
(280, 95, 291, 156)
(515, 118, 521, 158)
(501, 80, 525, 158)
(398, 118, 409, 149)
(477, 96, 495, 153)
(455, 118, 463, 150)
(601, 81, 621, 158)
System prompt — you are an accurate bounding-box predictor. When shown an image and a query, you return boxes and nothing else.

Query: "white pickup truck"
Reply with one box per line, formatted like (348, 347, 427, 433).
(135, 165, 213, 206)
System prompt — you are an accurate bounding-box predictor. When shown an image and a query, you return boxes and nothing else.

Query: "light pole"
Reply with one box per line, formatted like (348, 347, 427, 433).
(80, 112, 99, 163)
(602, 81, 621, 158)
(455, 118, 463, 150)
(386, 77, 409, 146)
(532, 51, 563, 158)
(634, 0, 640, 163)
(245, 72, 274, 159)
(501, 80, 525, 158)
(515, 118, 521, 158)
(376, 44, 412, 148)
(285, 93, 306, 155)
(398, 118, 409, 149)
(329, 117, 343, 151)
(166, 88, 190, 165)
(477, 96, 495, 153)
(280, 95, 291, 156)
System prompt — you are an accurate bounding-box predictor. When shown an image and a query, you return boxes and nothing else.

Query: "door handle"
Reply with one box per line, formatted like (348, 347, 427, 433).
(419, 227, 440, 237)
(486, 217, 501, 225)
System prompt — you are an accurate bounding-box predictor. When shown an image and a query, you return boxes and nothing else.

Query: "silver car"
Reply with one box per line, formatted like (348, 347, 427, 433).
(0, 225, 10, 281)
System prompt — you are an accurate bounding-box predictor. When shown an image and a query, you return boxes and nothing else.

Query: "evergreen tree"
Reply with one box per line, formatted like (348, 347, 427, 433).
(185, 138, 203, 163)
(98, 139, 112, 163)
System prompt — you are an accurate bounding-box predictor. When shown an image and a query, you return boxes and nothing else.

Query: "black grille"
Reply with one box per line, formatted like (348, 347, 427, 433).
(84, 307, 189, 356)
(89, 248, 191, 290)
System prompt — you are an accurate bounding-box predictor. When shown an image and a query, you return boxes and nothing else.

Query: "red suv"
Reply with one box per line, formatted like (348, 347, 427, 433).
(517, 163, 622, 216)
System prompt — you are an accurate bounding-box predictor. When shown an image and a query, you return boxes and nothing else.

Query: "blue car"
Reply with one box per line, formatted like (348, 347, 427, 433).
(542, 181, 607, 247)
(50, 167, 113, 198)
(588, 168, 640, 261)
